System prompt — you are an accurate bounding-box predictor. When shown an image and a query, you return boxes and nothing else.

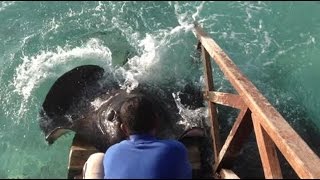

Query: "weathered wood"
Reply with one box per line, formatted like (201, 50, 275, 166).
(252, 113, 283, 179)
(195, 24, 320, 178)
(187, 145, 201, 170)
(201, 45, 214, 91)
(68, 146, 98, 169)
(201, 45, 221, 162)
(204, 91, 245, 110)
(67, 135, 98, 179)
(256, 112, 320, 178)
(220, 169, 240, 179)
(214, 108, 252, 172)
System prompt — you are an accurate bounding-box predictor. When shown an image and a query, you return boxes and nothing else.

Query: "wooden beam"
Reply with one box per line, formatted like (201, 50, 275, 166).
(67, 135, 98, 179)
(214, 108, 252, 172)
(220, 169, 240, 179)
(201, 44, 214, 91)
(204, 91, 245, 110)
(253, 113, 283, 179)
(201, 45, 221, 162)
(195, 24, 320, 178)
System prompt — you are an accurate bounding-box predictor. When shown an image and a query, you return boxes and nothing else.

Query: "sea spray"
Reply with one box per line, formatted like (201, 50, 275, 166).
(0, 1, 319, 178)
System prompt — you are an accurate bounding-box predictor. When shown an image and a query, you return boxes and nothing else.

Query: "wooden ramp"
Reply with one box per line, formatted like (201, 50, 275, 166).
(195, 23, 320, 179)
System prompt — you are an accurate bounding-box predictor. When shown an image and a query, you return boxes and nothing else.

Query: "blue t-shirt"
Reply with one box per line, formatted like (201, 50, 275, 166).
(103, 134, 192, 179)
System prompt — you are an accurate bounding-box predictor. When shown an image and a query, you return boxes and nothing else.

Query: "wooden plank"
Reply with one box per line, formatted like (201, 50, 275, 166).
(204, 91, 245, 110)
(68, 136, 98, 169)
(67, 135, 98, 179)
(195, 24, 320, 178)
(187, 145, 201, 170)
(252, 113, 283, 179)
(214, 108, 252, 172)
(220, 169, 240, 179)
(68, 146, 98, 168)
(201, 45, 221, 162)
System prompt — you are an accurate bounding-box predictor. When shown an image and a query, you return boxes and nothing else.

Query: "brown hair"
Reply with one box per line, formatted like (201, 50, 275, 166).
(119, 95, 158, 135)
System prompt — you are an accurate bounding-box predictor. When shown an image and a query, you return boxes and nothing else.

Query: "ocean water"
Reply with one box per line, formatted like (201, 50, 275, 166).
(0, 1, 319, 178)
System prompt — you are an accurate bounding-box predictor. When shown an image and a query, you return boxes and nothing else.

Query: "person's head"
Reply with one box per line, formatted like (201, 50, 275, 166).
(119, 95, 159, 136)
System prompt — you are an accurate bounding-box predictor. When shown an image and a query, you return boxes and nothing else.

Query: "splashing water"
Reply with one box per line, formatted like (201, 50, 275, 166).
(172, 92, 208, 129)
(0, 1, 320, 178)
(13, 38, 112, 101)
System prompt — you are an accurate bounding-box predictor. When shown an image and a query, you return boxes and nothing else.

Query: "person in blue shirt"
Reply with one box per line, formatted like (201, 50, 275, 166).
(82, 95, 192, 179)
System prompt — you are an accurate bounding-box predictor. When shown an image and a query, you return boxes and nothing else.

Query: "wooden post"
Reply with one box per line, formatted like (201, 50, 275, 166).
(205, 91, 245, 110)
(252, 113, 283, 179)
(214, 108, 252, 172)
(201, 45, 221, 162)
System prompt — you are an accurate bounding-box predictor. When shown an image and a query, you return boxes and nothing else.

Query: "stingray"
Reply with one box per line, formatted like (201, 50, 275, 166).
(39, 65, 205, 152)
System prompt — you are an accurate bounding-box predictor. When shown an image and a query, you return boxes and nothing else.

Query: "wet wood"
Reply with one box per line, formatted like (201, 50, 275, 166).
(220, 169, 240, 179)
(201, 45, 221, 162)
(195, 24, 320, 178)
(254, 110, 320, 178)
(214, 108, 252, 172)
(188, 146, 201, 169)
(252, 113, 283, 179)
(67, 135, 98, 179)
(204, 91, 245, 110)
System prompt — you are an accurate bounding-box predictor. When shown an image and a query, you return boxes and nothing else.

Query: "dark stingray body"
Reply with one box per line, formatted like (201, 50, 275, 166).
(39, 65, 204, 152)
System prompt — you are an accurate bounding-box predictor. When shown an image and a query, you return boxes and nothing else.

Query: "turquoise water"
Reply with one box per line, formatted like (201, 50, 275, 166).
(0, 1, 319, 178)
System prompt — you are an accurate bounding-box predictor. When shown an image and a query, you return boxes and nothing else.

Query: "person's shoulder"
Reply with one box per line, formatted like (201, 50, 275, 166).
(160, 139, 187, 152)
(158, 139, 189, 161)
(105, 140, 130, 154)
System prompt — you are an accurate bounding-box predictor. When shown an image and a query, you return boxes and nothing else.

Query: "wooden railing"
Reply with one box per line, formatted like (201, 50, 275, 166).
(194, 24, 320, 179)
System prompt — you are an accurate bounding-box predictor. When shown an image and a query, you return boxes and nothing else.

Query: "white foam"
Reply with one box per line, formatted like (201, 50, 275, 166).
(172, 92, 207, 130)
(262, 61, 273, 66)
(90, 93, 119, 111)
(12, 1, 209, 115)
(67, 8, 84, 18)
(173, 2, 206, 36)
(91, 97, 106, 111)
(105, 2, 206, 93)
(261, 31, 272, 54)
(259, 19, 263, 29)
(13, 38, 112, 100)
(0, 1, 15, 12)
(273, 35, 316, 61)
(41, 17, 62, 38)
(192, 1, 205, 22)
(169, 24, 194, 35)
(117, 34, 158, 93)
(95, 1, 103, 11)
